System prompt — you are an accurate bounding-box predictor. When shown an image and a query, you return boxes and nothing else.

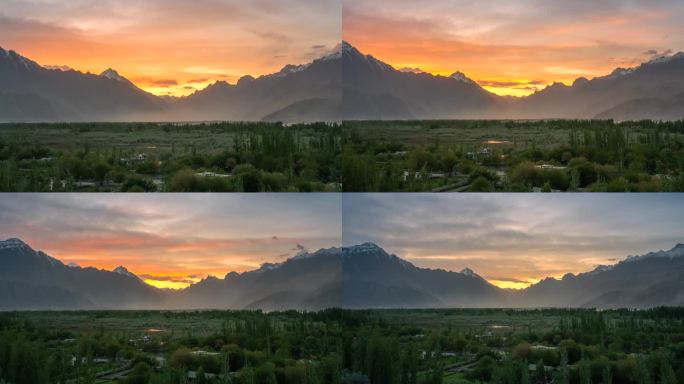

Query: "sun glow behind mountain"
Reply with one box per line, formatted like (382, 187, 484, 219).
(0, 0, 340, 96)
(0, 195, 342, 289)
(488, 278, 539, 290)
(342, 194, 684, 288)
(142, 275, 203, 290)
(344, 0, 684, 96)
(2, 194, 684, 290)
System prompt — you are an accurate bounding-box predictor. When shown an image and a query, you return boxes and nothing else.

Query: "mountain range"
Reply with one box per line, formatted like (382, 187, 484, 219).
(341, 42, 684, 120)
(0, 45, 340, 123)
(1, 238, 682, 310)
(1, 42, 683, 122)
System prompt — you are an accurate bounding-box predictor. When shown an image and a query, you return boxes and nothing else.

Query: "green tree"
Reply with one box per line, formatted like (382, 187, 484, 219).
(602, 364, 613, 384)
(659, 359, 676, 384)
(469, 176, 494, 192)
(128, 362, 153, 384)
(579, 359, 591, 384)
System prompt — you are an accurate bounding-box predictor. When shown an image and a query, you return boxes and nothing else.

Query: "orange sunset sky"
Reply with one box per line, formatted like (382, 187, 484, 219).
(3, 1, 683, 97)
(0, 195, 342, 289)
(343, 0, 684, 96)
(1, 194, 683, 290)
(0, 0, 340, 96)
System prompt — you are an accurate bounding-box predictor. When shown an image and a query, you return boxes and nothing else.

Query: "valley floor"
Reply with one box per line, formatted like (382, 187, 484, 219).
(0, 122, 341, 192)
(3, 119, 684, 192)
(343, 119, 684, 192)
(1, 307, 682, 384)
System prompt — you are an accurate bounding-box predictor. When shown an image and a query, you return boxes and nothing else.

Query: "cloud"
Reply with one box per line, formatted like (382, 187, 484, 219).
(342, 194, 684, 283)
(0, 0, 340, 96)
(292, 243, 309, 256)
(645, 48, 673, 61)
(138, 274, 202, 284)
(188, 78, 210, 84)
(477, 79, 547, 87)
(489, 276, 530, 284)
(0, 194, 341, 279)
(344, 0, 684, 96)
(132, 77, 179, 87)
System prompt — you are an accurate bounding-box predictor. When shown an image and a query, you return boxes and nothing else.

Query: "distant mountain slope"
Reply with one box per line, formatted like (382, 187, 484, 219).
(520, 244, 684, 308)
(0, 46, 340, 123)
(177, 243, 506, 310)
(0, 238, 165, 309)
(0, 48, 165, 122)
(172, 50, 341, 122)
(1, 238, 683, 310)
(516, 53, 684, 120)
(176, 246, 342, 310)
(341, 42, 502, 120)
(3, 43, 682, 121)
(594, 91, 684, 121)
(340, 42, 684, 120)
(341, 243, 508, 308)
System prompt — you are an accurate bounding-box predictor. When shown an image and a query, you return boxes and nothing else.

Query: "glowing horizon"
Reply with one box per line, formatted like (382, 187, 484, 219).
(0, 195, 342, 290)
(0, 0, 340, 96)
(343, 0, 684, 96)
(343, 194, 684, 289)
(2, 195, 684, 291)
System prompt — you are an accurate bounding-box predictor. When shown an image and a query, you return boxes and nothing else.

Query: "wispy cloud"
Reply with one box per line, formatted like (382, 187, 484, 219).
(343, 194, 684, 286)
(344, 0, 684, 96)
(0, 194, 341, 287)
(0, 0, 340, 96)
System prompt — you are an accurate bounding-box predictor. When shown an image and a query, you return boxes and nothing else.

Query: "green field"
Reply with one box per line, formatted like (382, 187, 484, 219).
(343, 120, 684, 192)
(0, 122, 341, 192)
(1, 308, 682, 384)
(3, 120, 684, 192)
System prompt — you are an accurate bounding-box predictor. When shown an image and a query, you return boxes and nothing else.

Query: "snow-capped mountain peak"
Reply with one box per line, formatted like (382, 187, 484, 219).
(606, 67, 635, 79)
(44, 65, 74, 72)
(273, 63, 310, 78)
(399, 67, 426, 74)
(255, 262, 282, 273)
(623, 243, 684, 263)
(459, 267, 483, 278)
(646, 51, 684, 65)
(318, 43, 344, 61)
(337, 41, 394, 72)
(344, 242, 383, 254)
(0, 49, 40, 70)
(291, 249, 313, 261)
(585, 264, 614, 276)
(0, 238, 30, 250)
(318, 40, 363, 62)
(340, 41, 354, 52)
(113, 266, 138, 279)
(450, 71, 476, 84)
(100, 68, 129, 83)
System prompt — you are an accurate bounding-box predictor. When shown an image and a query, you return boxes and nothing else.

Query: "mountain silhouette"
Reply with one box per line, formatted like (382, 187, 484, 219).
(2, 238, 683, 310)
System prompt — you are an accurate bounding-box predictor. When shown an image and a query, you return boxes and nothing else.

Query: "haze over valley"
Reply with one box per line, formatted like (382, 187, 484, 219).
(2, 41, 684, 122)
(2, 238, 684, 310)
(1, 193, 682, 310)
